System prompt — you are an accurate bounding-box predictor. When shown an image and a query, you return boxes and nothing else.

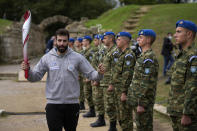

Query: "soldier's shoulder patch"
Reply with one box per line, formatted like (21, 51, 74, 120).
(188, 55, 197, 63)
(125, 54, 133, 66)
(190, 66, 197, 73)
(113, 51, 119, 56)
(114, 58, 118, 63)
(145, 68, 150, 74)
(125, 54, 133, 58)
(126, 61, 131, 65)
(143, 59, 154, 64)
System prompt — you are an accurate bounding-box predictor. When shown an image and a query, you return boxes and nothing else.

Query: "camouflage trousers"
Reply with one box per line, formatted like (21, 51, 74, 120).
(170, 115, 197, 131)
(84, 81, 94, 107)
(79, 77, 85, 103)
(92, 85, 105, 115)
(114, 85, 133, 131)
(134, 106, 153, 131)
(102, 86, 117, 122)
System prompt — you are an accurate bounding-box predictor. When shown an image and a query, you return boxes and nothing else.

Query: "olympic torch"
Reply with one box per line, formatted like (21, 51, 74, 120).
(22, 10, 31, 79)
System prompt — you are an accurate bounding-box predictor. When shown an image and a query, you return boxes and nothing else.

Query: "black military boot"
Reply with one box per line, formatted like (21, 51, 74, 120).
(83, 106, 96, 117)
(108, 121, 117, 131)
(90, 114, 106, 127)
(79, 102, 85, 110)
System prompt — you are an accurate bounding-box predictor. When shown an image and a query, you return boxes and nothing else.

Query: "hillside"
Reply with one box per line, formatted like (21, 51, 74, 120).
(85, 5, 140, 33)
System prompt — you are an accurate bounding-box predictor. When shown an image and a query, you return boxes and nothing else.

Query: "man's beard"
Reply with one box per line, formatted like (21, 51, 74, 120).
(57, 45, 68, 53)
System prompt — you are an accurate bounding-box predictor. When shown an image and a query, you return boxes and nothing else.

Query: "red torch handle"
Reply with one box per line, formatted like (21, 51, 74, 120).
(24, 60, 29, 79)
(25, 69, 28, 79)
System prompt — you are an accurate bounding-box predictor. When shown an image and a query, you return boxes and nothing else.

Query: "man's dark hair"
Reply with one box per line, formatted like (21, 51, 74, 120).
(55, 28, 69, 39)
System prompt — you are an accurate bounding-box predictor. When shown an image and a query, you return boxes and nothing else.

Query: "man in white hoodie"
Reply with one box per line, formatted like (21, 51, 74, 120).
(21, 28, 104, 131)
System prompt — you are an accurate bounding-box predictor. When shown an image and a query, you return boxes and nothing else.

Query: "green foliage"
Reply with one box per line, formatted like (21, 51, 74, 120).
(0, 19, 12, 33)
(85, 5, 140, 33)
(0, 0, 114, 24)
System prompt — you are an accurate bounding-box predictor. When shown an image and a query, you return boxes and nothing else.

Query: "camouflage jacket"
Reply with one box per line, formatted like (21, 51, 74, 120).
(74, 48, 82, 54)
(100, 45, 117, 86)
(127, 49, 159, 107)
(90, 46, 99, 69)
(167, 44, 197, 116)
(109, 47, 136, 93)
(81, 47, 94, 63)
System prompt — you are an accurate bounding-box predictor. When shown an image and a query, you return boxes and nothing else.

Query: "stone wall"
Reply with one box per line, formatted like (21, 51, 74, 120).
(0, 22, 45, 63)
(39, 15, 72, 30)
(0, 16, 102, 63)
(66, 17, 102, 38)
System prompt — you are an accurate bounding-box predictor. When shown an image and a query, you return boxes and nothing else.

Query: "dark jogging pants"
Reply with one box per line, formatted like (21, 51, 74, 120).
(45, 103, 80, 131)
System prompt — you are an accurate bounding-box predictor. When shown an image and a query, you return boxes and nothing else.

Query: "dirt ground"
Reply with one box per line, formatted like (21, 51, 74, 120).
(0, 80, 172, 131)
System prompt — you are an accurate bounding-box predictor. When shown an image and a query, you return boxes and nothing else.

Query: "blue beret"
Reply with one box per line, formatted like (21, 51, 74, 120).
(77, 37, 83, 42)
(100, 35, 104, 41)
(138, 29, 156, 38)
(94, 34, 100, 39)
(103, 32, 115, 37)
(176, 20, 197, 32)
(69, 38, 75, 43)
(116, 32, 132, 40)
(83, 35, 92, 42)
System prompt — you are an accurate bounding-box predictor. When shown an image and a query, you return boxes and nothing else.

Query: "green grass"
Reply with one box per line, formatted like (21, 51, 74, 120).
(0, 19, 12, 34)
(85, 5, 140, 33)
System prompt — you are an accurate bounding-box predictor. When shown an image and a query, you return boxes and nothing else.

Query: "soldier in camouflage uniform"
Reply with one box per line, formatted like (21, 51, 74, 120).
(68, 38, 75, 50)
(74, 37, 83, 52)
(167, 20, 197, 131)
(127, 29, 159, 131)
(74, 37, 85, 110)
(81, 35, 96, 117)
(90, 34, 107, 127)
(110, 32, 136, 131)
(101, 32, 118, 131)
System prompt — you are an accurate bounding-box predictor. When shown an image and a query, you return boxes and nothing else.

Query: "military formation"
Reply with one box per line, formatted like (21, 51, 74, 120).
(66, 19, 197, 131)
